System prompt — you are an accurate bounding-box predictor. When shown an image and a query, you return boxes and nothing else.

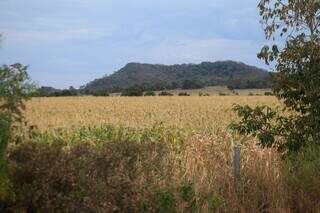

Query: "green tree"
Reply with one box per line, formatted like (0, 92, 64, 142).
(0, 64, 35, 121)
(0, 63, 34, 200)
(231, 0, 320, 153)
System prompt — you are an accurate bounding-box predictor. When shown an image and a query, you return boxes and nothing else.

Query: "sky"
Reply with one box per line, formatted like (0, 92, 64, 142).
(0, 0, 268, 89)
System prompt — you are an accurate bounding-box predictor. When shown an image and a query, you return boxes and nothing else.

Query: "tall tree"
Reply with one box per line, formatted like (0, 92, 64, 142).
(231, 0, 320, 153)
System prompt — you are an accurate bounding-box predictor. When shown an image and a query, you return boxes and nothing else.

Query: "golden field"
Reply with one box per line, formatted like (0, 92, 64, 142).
(10, 95, 316, 212)
(26, 96, 279, 132)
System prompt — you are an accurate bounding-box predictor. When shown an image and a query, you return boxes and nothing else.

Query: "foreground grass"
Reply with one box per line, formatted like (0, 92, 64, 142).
(1, 96, 319, 212)
(4, 124, 288, 212)
(1, 124, 317, 212)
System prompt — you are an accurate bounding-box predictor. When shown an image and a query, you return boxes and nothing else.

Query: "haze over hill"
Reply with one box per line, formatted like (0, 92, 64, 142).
(84, 60, 271, 93)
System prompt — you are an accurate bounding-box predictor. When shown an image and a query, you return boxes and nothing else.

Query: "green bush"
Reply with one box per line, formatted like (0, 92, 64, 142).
(218, 92, 229, 96)
(144, 91, 156, 96)
(264, 92, 273, 96)
(178, 92, 190, 96)
(159, 91, 173, 96)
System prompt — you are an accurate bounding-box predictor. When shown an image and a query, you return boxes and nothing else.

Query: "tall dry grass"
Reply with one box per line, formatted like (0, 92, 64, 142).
(2, 96, 317, 212)
(25, 96, 278, 131)
(5, 124, 291, 212)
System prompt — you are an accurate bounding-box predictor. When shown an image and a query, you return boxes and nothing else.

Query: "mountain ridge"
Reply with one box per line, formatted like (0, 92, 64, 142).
(84, 60, 271, 93)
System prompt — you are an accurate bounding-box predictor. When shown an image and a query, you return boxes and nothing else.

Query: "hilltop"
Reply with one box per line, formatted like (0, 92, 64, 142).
(84, 60, 271, 93)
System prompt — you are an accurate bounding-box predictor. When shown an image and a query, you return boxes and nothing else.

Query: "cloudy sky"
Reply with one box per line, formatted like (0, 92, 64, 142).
(0, 0, 267, 88)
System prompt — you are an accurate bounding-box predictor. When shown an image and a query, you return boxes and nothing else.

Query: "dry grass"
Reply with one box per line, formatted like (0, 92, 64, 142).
(26, 96, 278, 132)
(7, 96, 304, 212)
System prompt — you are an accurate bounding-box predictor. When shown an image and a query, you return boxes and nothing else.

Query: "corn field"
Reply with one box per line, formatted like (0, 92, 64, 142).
(5, 96, 317, 212)
(26, 96, 278, 132)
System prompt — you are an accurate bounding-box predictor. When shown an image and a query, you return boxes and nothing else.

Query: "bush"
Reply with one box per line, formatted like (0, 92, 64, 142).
(6, 133, 172, 212)
(218, 92, 229, 96)
(121, 85, 144, 96)
(264, 92, 273, 96)
(178, 92, 190, 96)
(159, 91, 173, 96)
(144, 91, 156, 96)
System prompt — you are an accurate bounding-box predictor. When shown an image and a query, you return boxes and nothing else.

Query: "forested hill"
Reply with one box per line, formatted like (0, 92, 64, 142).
(84, 60, 271, 93)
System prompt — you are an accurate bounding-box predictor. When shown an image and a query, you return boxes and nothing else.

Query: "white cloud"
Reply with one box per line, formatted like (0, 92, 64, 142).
(1, 27, 113, 44)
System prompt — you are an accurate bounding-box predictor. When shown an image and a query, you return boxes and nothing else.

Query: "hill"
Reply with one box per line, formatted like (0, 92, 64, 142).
(83, 60, 271, 93)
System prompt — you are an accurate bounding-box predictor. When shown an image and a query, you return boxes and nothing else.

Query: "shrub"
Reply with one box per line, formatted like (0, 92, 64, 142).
(264, 92, 273, 96)
(218, 92, 229, 96)
(178, 92, 190, 96)
(159, 91, 173, 96)
(144, 91, 156, 96)
(6, 135, 172, 212)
